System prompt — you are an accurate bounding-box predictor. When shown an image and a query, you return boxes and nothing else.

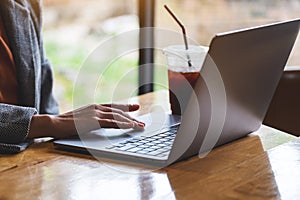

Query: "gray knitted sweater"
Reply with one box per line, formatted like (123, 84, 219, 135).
(0, 0, 59, 153)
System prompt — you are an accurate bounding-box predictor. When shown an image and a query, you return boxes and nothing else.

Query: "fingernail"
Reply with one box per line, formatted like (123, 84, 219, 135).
(138, 122, 145, 127)
(137, 121, 145, 125)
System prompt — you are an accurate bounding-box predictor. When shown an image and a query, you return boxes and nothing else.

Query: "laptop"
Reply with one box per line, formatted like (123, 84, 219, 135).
(54, 19, 300, 167)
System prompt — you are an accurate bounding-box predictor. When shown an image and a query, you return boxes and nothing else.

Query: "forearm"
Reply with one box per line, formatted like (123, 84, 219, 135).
(28, 114, 78, 139)
(27, 115, 56, 138)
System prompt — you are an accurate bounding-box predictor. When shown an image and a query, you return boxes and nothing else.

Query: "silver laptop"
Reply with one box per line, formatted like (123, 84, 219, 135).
(54, 19, 300, 167)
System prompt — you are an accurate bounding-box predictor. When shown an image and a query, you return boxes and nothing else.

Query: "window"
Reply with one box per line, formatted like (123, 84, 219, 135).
(43, 0, 138, 111)
(154, 0, 300, 90)
(44, 0, 300, 111)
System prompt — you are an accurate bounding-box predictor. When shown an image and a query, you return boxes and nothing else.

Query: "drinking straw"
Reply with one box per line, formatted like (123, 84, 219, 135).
(164, 4, 192, 67)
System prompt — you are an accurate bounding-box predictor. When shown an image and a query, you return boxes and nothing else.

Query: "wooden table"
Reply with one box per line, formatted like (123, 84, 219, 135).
(1, 90, 299, 200)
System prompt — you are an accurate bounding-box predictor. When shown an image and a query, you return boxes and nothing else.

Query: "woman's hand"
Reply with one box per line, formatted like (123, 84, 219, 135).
(28, 104, 145, 139)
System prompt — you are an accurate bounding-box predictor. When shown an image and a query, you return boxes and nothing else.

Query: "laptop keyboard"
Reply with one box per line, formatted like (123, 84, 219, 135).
(106, 126, 178, 157)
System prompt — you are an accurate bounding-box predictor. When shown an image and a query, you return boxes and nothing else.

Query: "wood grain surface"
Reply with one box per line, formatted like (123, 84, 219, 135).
(0, 90, 298, 200)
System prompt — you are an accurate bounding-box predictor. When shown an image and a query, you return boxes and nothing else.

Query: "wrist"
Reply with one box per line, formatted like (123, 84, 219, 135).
(28, 114, 56, 138)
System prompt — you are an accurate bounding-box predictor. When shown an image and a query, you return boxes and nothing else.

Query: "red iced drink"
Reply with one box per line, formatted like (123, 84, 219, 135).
(168, 69, 200, 115)
(164, 45, 208, 115)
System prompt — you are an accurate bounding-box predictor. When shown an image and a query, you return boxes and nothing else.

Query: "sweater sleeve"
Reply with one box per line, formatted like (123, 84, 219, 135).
(0, 0, 58, 154)
(0, 103, 37, 153)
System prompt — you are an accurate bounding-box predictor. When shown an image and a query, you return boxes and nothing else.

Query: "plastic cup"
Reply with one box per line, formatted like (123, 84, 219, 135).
(163, 45, 208, 115)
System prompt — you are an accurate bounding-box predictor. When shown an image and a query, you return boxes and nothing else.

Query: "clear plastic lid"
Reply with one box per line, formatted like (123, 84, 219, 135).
(163, 45, 209, 72)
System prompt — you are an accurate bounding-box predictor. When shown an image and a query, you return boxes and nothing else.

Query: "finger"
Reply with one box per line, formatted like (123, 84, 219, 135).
(99, 119, 135, 129)
(63, 108, 98, 118)
(99, 112, 145, 128)
(62, 104, 96, 116)
(101, 104, 140, 112)
(99, 112, 133, 123)
(98, 112, 145, 129)
(99, 106, 145, 126)
(132, 122, 145, 131)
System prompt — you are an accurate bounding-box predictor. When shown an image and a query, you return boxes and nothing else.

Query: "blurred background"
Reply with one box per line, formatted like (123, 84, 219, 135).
(43, 0, 300, 112)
